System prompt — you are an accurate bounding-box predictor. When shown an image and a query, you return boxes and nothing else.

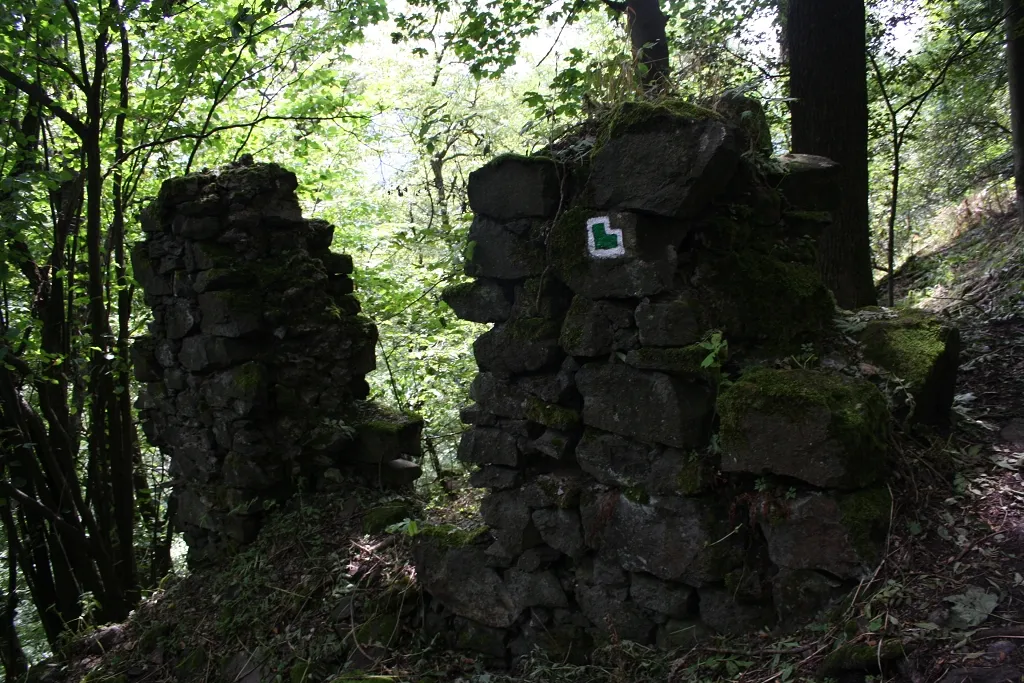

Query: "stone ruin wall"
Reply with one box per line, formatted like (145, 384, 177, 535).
(417, 102, 959, 661)
(131, 161, 423, 566)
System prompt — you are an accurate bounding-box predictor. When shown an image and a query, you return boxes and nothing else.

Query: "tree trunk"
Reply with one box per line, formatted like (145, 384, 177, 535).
(787, 0, 877, 308)
(1006, 0, 1024, 225)
(0, 509, 28, 681)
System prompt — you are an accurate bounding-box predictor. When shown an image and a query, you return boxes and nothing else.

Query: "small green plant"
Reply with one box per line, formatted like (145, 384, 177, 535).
(789, 342, 818, 369)
(698, 330, 728, 368)
(385, 518, 420, 536)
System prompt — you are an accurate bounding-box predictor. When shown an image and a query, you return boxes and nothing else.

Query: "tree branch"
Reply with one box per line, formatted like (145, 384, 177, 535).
(0, 66, 87, 137)
(110, 113, 368, 172)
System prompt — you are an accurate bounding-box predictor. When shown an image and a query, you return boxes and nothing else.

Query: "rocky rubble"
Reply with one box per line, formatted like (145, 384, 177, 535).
(420, 100, 960, 662)
(132, 160, 422, 566)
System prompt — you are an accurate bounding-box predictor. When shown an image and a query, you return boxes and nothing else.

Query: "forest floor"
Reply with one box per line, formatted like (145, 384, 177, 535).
(42, 200, 1024, 683)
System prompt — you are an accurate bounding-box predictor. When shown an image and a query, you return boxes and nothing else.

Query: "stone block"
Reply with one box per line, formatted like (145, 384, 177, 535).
(856, 308, 960, 425)
(718, 368, 889, 489)
(698, 587, 775, 635)
(198, 290, 263, 337)
(442, 280, 513, 323)
(547, 209, 682, 299)
(576, 363, 713, 449)
(587, 116, 739, 218)
(457, 427, 521, 467)
(532, 509, 585, 558)
(468, 154, 563, 220)
(464, 215, 546, 280)
(473, 317, 564, 374)
(760, 489, 891, 580)
(635, 297, 700, 347)
(630, 573, 695, 618)
(560, 296, 637, 357)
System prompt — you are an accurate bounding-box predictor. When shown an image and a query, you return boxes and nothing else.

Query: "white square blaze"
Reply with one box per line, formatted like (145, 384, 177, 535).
(586, 215, 625, 259)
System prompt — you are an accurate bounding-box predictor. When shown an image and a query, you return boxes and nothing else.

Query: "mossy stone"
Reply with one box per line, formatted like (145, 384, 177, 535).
(701, 250, 834, 348)
(857, 308, 960, 425)
(718, 368, 889, 489)
(362, 502, 415, 534)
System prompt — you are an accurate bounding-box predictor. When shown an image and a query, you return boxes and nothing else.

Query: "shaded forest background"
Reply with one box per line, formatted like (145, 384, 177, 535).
(0, 0, 1019, 674)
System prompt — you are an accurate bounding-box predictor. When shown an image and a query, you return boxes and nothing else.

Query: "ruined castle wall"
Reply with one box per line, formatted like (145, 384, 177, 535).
(132, 161, 422, 566)
(420, 102, 896, 659)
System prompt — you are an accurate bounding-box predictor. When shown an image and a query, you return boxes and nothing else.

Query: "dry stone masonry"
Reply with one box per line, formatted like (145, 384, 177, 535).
(420, 100, 960, 661)
(132, 160, 422, 566)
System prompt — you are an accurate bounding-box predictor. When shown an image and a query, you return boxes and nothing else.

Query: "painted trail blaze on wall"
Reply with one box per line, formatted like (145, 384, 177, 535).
(586, 215, 625, 258)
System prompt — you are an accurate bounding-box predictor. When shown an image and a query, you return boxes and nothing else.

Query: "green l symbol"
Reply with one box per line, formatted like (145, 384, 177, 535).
(591, 221, 619, 250)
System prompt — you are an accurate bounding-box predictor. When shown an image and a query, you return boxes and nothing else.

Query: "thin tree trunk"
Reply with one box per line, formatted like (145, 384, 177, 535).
(1006, 0, 1024, 225)
(788, 0, 877, 308)
(0, 507, 28, 680)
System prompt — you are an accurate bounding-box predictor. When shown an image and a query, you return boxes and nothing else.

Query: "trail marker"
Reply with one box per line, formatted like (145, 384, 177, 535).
(586, 215, 625, 258)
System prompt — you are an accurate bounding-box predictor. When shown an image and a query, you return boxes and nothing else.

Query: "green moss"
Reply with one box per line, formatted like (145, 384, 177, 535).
(858, 309, 950, 388)
(596, 99, 720, 149)
(233, 361, 265, 391)
(362, 503, 415, 534)
(547, 205, 592, 285)
(623, 485, 650, 505)
(675, 454, 710, 495)
(717, 368, 889, 486)
(706, 250, 834, 348)
(485, 151, 552, 166)
(440, 281, 474, 306)
(558, 296, 589, 352)
(524, 396, 581, 430)
(535, 475, 579, 508)
(416, 523, 489, 548)
(837, 486, 892, 561)
(350, 402, 424, 434)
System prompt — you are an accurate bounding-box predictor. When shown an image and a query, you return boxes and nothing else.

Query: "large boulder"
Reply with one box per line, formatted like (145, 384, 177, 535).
(856, 308, 960, 425)
(576, 364, 713, 449)
(718, 368, 889, 489)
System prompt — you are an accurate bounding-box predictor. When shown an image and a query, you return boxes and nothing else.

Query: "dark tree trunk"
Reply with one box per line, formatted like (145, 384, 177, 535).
(1006, 0, 1024, 225)
(787, 0, 877, 308)
(0, 508, 28, 681)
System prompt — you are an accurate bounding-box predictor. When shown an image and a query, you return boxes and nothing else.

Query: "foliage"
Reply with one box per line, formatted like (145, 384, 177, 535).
(867, 0, 1011, 279)
(0, 0, 387, 662)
